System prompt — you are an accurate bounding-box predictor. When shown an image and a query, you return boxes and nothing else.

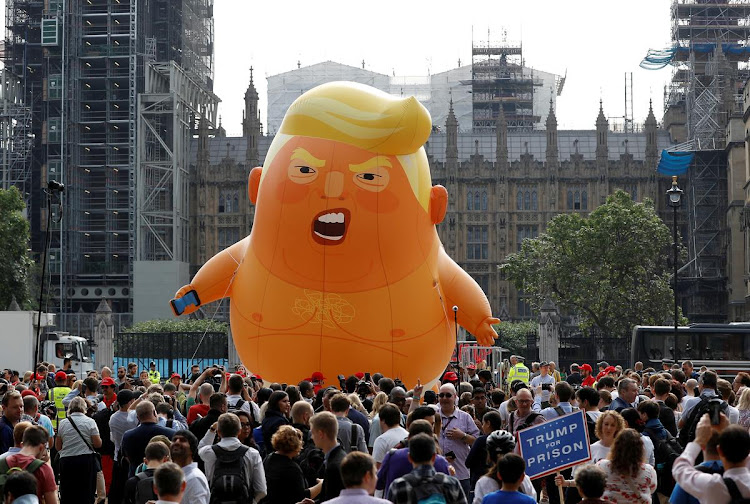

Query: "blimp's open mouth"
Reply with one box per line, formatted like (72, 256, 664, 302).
(311, 208, 350, 245)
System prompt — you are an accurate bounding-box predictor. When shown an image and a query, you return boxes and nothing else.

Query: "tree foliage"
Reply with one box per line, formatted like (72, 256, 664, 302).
(0, 187, 33, 310)
(493, 321, 536, 356)
(501, 190, 678, 338)
(124, 318, 228, 334)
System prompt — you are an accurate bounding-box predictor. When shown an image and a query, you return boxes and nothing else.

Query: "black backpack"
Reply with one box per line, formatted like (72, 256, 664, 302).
(209, 445, 251, 504)
(644, 427, 682, 495)
(134, 471, 157, 504)
(678, 396, 727, 446)
(228, 399, 257, 427)
(585, 412, 599, 443)
(336, 421, 360, 453)
(402, 471, 451, 504)
(723, 477, 750, 504)
(510, 411, 542, 434)
(296, 430, 325, 487)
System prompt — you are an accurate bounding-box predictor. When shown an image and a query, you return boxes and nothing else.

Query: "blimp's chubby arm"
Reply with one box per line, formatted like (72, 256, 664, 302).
(437, 249, 500, 346)
(170, 237, 249, 316)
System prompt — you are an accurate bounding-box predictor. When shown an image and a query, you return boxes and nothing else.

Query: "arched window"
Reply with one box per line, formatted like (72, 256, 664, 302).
(531, 191, 538, 210)
(218, 194, 225, 213)
(582, 191, 588, 210)
(567, 190, 573, 210)
(574, 191, 580, 210)
(524, 191, 531, 210)
(517, 191, 523, 210)
(233, 193, 239, 212)
(481, 191, 488, 211)
(467, 191, 473, 211)
(474, 191, 480, 211)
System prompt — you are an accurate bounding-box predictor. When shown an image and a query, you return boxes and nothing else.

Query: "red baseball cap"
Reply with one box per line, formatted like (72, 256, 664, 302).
(311, 371, 325, 381)
(580, 364, 592, 372)
(101, 377, 116, 387)
(55, 371, 68, 381)
(354, 372, 365, 380)
(35, 373, 45, 381)
(170, 373, 181, 380)
(20, 390, 37, 398)
(443, 371, 459, 382)
(466, 364, 476, 370)
(253, 374, 263, 381)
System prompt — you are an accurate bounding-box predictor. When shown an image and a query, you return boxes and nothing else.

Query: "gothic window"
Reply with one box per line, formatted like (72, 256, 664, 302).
(531, 191, 538, 211)
(218, 194, 225, 213)
(233, 195, 239, 212)
(574, 191, 581, 210)
(475, 191, 481, 211)
(218, 227, 240, 249)
(524, 191, 531, 210)
(219, 190, 239, 214)
(516, 225, 538, 251)
(517, 191, 523, 210)
(481, 191, 488, 211)
(467, 225, 488, 260)
(467, 190, 473, 211)
(567, 190, 573, 210)
(582, 191, 588, 210)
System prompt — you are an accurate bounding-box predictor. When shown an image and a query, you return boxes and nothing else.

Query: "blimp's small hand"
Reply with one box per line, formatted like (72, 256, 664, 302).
(475, 316, 500, 346)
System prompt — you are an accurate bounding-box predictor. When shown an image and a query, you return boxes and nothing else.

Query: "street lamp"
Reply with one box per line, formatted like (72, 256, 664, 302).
(666, 175, 683, 346)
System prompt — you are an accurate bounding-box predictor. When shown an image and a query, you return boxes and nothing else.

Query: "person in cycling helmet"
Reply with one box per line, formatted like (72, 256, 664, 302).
(472, 430, 537, 504)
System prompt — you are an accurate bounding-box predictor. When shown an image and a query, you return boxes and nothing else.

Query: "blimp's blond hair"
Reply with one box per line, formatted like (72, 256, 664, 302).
(262, 82, 434, 211)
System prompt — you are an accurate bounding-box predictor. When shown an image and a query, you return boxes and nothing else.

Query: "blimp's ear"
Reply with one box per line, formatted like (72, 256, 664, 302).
(248, 167, 262, 204)
(429, 185, 448, 225)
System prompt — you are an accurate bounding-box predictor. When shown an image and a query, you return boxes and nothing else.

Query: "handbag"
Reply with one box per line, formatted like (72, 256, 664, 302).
(67, 414, 102, 471)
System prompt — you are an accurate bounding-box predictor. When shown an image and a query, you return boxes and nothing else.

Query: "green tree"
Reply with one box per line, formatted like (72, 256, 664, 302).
(124, 318, 228, 334)
(501, 190, 679, 338)
(493, 321, 536, 356)
(0, 187, 33, 309)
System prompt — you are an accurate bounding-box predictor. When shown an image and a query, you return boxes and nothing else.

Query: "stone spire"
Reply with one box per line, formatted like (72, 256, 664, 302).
(495, 106, 508, 170)
(243, 67, 261, 167)
(445, 96, 458, 163)
(596, 100, 608, 163)
(545, 97, 558, 167)
(645, 99, 659, 168)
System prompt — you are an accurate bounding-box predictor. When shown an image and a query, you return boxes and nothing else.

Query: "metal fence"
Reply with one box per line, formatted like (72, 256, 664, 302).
(58, 312, 133, 340)
(524, 327, 632, 373)
(114, 331, 228, 379)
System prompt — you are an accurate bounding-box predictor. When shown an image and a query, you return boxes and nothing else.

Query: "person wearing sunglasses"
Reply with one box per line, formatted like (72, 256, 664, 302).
(437, 383, 480, 498)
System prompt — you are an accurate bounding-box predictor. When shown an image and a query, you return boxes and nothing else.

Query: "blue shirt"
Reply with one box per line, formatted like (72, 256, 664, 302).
(482, 489, 536, 504)
(669, 459, 724, 504)
(0, 417, 14, 455)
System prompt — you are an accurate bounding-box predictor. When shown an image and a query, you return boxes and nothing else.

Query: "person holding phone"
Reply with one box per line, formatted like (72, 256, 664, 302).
(437, 383, 480, 498)
(529, 362, 556, 408)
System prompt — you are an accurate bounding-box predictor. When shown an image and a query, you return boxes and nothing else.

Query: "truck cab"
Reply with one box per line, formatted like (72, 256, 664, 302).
(41, 332, 94, 377)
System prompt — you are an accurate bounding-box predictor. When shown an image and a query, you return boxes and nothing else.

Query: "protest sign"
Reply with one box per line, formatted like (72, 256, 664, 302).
(517, 409, 591, 479)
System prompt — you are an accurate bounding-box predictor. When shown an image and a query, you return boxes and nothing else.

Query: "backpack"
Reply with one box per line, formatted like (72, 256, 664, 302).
(723, 477, 750, 504)
(134, 471, 157, 504)
(336, 422, 360, 453)
(296, 429, 325, 486)
(585, 413, 599, 443)
(209, 444, 251, 504)
(402, 471, 449, 504)
(0, 457, 45, 498)
(644, 427, 682, 495)
(228, 399, 257, 427)
(678, 396, 727, 446)
(510, 411, 542, 434)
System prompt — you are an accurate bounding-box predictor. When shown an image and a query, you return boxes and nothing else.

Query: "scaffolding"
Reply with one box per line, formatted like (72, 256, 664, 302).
(662, 0, 750, 322)
(0, 67, 33, 209)
(466, 39, 542, 132)
(136, 61, 218, 262)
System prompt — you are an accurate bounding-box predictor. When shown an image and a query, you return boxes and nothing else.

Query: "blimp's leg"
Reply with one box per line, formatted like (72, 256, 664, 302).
(437, 249, 500, 346)
(170, 237, 249, 316)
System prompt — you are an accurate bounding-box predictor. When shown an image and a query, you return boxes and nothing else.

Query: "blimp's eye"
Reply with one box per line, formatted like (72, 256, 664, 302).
(360, 173, 378, 181)
(298, 166, 314, 174)
(288, 163, 318, 184)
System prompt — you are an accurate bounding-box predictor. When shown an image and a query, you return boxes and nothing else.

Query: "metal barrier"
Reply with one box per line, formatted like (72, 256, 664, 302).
(113, 331, 228, 379)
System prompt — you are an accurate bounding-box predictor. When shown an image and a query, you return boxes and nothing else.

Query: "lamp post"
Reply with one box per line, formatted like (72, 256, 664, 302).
(666, 176, 683, 344)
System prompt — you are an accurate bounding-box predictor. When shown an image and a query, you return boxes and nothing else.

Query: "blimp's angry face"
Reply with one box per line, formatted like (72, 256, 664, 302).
(249, 136, 438, 293)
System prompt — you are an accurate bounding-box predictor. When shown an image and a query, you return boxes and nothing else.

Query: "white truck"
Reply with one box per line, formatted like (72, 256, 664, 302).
(0, 310, 94, 377)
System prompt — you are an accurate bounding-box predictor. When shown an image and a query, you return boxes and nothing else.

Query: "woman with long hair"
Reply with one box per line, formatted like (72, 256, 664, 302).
(737, 387, 750, 429)
(235, 410, 259, 450)
(260, 425, 322, 504)
(596, 428, 656, 504)
(369, 391, 388, 420)
(347, 393, 368, 416)
(590, 410, 626, 464)
(261, 390, 291, 454)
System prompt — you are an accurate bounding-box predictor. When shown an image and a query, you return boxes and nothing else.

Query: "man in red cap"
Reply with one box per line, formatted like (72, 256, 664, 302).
(463, 363, 478, 382)
(581, 364, 595, 387)
(100, 377, 118, 409)
(311, 371, 326, 394)
(441, 371, 459, 389)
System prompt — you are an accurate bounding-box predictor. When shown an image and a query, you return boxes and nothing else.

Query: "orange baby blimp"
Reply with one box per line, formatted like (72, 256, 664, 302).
(171, 82, 499, 386)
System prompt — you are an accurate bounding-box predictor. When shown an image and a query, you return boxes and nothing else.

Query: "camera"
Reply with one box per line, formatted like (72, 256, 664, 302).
(541, 383, 552, 391)
(708, 398, 723, 425)
(357, 380, 370, 396)
(394, 378, 404, 389)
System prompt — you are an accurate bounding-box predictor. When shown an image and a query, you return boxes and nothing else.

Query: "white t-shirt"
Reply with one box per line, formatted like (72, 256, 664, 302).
(590, 441, 611, 465)
(530, 374, 556, 402)
(372, 426, 408, 463)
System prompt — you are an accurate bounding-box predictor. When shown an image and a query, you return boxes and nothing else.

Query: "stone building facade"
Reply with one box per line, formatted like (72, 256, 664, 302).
(189, 80, 673, 321)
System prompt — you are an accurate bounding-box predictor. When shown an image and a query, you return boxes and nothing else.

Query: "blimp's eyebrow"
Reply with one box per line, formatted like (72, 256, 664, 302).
(290, 148, 326, 168)
(349, 156, 392, 173)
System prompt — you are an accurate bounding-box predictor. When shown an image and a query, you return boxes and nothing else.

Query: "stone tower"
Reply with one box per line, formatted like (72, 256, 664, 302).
(243, 67, 261, 168)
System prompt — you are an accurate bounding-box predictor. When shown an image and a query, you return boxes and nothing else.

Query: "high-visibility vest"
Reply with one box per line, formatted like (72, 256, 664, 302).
(148, 370, 161, 384)
(508, 364, 530, 385)
(48, 386, 71, 429)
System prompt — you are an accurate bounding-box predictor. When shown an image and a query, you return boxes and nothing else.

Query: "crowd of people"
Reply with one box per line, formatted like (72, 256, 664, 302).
(1, 356, 750, 503)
